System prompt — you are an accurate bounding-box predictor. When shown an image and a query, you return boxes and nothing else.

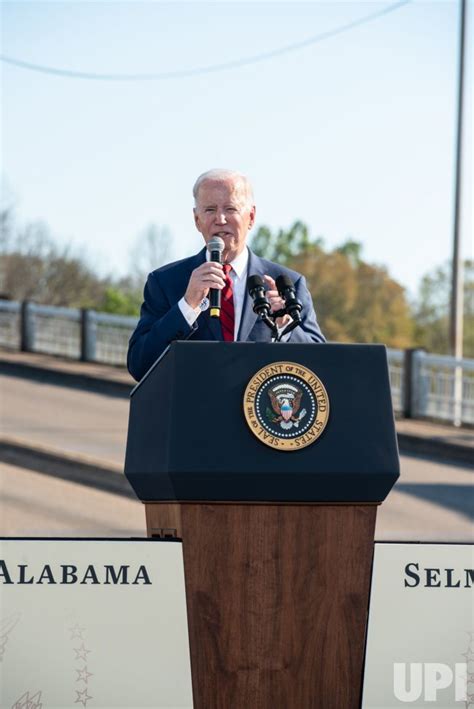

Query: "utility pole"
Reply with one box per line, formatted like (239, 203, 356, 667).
(450, 0, 468, 426)
(450, 0, 467, 360)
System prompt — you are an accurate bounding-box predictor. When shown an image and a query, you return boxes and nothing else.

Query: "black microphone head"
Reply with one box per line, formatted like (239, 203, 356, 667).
(207, 236, 225, 254)
(275, 274, 294, 295)
(247, 274, 265, 295)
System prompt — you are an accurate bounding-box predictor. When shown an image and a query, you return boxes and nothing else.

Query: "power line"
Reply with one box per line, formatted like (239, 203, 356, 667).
(0, 1, 411, 82)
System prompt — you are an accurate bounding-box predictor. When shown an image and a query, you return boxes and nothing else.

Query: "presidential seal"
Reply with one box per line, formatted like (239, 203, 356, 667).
(243, 362, 329, 451)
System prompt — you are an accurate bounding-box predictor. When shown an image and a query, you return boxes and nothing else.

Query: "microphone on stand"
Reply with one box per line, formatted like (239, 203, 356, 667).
(274, 275, 304, 341)
(207, 236, 225, 318)
(247, 274, 278, 340)
(275, 275, 302, 323)
(247, 275, 272, 318)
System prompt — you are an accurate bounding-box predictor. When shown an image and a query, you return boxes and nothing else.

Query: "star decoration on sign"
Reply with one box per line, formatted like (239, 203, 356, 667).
(74, 644, 91, 662)
(74, 688, 92, 707)
(0, 612, 21, 661)
(11, 690, 43, 709)
(69, 624, 85, 641)
(75, 666, 93, 684)
(69, 620, 93, 707)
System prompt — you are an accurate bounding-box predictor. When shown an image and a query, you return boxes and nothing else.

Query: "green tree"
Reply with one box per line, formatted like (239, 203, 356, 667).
(414, 260, 473, 357)
(292, 245, 414, 347)
(250, 220, 319, 266)
(251, 221, 414, 347)
(334, 239, 363, 265)
(100, 285, 142, 316)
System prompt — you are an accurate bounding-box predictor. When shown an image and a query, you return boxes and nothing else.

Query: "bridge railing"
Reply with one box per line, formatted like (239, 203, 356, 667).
(0, 299, 472, 425)
(386, 348, 404, 414)
(0, 300, 137, 366)
(412, 351, 474, 426)
(0, 300, 21, 349)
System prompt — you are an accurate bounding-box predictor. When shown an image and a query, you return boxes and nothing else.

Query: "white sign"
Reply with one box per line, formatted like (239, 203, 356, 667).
(363, 543, 474, 708)
(0, 539, 193, 709)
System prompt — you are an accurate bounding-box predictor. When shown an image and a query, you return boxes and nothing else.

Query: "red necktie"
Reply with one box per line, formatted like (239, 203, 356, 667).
(221, 264, 235, 342)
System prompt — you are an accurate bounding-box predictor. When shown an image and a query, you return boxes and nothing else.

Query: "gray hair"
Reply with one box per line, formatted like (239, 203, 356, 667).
(193, 168, 254, 206)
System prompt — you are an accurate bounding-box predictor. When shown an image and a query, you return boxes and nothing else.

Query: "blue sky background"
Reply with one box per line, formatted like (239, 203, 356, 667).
(1, 0, 472, 296)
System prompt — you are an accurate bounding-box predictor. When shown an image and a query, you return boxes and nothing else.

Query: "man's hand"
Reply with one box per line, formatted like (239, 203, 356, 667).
(263, 275, 292, 328)
(184, 262, 226, 309)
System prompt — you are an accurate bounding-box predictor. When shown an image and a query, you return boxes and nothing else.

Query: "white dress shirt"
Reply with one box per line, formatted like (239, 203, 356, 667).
(178, 247, 249, 340)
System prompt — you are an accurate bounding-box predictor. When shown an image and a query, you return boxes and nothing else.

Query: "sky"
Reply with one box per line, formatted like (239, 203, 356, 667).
(1, 0, 472, 297)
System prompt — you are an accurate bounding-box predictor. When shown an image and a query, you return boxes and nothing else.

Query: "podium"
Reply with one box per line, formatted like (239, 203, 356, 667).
(125, 342, 399, 708)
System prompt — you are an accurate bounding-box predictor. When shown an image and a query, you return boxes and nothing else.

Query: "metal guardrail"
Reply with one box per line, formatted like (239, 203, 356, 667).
(0, 299, 473, 425)
(0, 300, 137, 366)
(93, 311, 138, 365)
(412, 351, 474, 426)
(30, 303, 82, 358)
(386, 348, 404, 414)
(0, 300, 21, 349)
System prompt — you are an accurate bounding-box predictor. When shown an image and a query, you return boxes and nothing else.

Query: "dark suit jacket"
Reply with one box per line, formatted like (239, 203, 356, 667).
(127, 248, 325, 381)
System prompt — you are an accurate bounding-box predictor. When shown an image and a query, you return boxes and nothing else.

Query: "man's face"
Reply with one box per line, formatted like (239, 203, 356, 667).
(193, 178, 256, 263)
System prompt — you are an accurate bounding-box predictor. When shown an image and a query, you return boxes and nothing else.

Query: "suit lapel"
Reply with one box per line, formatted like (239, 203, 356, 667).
(237, 250, 265, 342)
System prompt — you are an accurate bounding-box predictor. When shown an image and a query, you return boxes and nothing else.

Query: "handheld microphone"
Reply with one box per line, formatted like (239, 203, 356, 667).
(275, 275, 303, 322)
(207, 236, 225, 318)
(247, 275, 272, 317)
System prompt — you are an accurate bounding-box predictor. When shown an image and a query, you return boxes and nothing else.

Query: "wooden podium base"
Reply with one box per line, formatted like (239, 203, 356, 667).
(145, 503, 377, 709)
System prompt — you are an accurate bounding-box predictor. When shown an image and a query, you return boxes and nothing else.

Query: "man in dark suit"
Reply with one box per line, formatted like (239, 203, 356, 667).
(127, 169, 325, 381)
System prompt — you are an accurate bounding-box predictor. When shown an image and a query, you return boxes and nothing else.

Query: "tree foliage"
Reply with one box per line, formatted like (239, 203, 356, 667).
(0, 218, 105, 307)
(251, 221, 414, 347)
(251, 220, 320, 266)
(293, 245, 413, 347)
(0, 211, 172, 315)
(413, 260, 473, 357)
(100, 284, 143, 316)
